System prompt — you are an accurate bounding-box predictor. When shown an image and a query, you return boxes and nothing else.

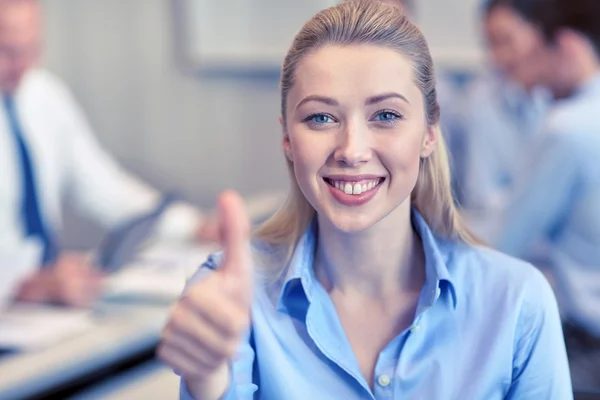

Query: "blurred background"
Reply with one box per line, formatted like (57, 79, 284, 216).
(43, 0, 482, 249)
(2, 0, 600, 398)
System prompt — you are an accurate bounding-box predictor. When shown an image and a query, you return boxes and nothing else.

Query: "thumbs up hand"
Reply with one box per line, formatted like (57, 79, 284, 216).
(158, 191, 253, 399)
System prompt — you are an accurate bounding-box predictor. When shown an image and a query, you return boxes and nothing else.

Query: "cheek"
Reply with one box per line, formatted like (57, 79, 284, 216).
(289, 135, 326, 186)
(380, 134, 424, 179)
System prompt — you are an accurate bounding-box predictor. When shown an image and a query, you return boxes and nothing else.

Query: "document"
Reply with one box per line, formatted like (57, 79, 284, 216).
(0, 304, 96, 351)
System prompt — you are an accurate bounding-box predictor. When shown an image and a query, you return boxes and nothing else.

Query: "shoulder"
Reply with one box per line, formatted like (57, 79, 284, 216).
(545, 91, 600, 140)
(21, 69, 72, 97)
(185, 240, 287, 289)
(444, 242, 557, 316)
(19, 69, 80, 115)
(538, 107, 594, 165)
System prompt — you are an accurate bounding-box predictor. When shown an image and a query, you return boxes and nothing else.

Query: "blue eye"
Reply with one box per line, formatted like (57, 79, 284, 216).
(307, 114, 334, 124)
(374, 111, 401, 122)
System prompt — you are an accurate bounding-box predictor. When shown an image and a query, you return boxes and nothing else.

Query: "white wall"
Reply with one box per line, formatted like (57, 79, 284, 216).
(416, 0, 484, 69)
(176, 0, 484, 72)
(39, 0, 482, 247)
(41, 0, 289, 247)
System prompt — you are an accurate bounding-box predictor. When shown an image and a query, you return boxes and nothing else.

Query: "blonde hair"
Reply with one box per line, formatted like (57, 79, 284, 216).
(255, 0, 478, 265)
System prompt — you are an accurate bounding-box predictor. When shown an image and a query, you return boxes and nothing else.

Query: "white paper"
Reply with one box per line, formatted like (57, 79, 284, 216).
(0, 304, 96, 351)
(103, 243, 216, 301)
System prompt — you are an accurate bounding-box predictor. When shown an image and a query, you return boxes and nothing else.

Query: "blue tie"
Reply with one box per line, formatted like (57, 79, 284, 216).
(4, 95, 58, 265)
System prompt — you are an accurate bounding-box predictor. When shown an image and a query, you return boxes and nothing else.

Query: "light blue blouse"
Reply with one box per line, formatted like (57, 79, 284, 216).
(180, 209, 571, 399)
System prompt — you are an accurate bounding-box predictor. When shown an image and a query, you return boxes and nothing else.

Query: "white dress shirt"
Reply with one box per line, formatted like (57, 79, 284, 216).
(0, 69, 203, 303)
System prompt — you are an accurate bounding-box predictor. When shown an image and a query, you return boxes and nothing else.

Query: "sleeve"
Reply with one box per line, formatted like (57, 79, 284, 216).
(177, 254, 258, 399)
(493, 132, 581, 257)
(56, 84, 204, 241)
(505, 268, 573, 399)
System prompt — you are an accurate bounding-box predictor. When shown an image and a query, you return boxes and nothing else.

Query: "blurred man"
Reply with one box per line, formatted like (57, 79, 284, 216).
(461, 0, 549, 216)
(0, 0, 215, 307)
(489, 0, 600, 364)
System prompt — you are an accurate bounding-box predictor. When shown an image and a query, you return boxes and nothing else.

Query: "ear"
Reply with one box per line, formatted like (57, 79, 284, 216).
(556, 28, 587, 58)
(282, 135, 294, 162)
(280, 115, 294, 162)
(420, 125, 437, 158)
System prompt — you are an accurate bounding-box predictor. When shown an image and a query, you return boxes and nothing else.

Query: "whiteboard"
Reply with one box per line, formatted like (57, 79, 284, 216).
(173, 0, 484, 73)
(174, 0, 337, 71)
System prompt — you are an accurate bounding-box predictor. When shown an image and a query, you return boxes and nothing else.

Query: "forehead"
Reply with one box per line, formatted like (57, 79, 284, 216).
(290, 44, 420, 103)
(0, 1, 40, 37)
(486, 6, 530, 33)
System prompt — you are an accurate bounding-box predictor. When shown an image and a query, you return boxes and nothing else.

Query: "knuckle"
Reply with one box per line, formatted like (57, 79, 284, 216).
(221, 313, 240, 336)
(156, 344, 174, 366)
(204, 356, 222, 370)
(212, 344, 231, 360)
(169, 305, 187, 329)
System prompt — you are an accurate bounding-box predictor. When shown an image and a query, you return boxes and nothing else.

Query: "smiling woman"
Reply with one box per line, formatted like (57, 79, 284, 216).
(158, 1, 572, 399)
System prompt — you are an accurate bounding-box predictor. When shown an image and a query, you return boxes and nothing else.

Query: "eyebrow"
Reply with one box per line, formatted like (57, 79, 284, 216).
(366, 92, 410, 106)
(295, 95, 339, 110)
(295, 92, 410, 111)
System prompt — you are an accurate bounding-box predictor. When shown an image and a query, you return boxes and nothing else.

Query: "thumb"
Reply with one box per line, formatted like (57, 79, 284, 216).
(217, 191, 253, 303)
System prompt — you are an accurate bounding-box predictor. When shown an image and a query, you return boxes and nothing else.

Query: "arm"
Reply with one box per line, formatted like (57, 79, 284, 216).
(178, 255, 258, 399)
(179, 332, 257, 400)
(56, 86, 204, 241)
(13, 254, 103, 307)
(506, 269, 572, 399)
(494, 133, 580, 257)
(159, 194, 257, 399)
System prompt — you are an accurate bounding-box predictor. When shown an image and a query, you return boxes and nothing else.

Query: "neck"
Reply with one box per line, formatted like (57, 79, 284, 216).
(557, 56, 600, 99)
(574, 61, 600, 90)
(314, 201, 425, 298)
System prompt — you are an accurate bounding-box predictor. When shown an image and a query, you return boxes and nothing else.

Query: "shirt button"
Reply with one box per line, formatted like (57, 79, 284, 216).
(410, 324, 421, 332)
(378, 374, 391, 387)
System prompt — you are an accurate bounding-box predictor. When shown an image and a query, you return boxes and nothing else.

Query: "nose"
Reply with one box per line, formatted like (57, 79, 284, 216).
(333, 118, 372, 167)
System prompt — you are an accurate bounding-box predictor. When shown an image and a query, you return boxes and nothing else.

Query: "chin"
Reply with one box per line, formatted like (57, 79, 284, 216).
(318, 211, 379, 234)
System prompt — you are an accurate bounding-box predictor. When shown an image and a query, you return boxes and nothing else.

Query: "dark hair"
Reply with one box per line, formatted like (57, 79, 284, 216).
(484, 0, 600, 57)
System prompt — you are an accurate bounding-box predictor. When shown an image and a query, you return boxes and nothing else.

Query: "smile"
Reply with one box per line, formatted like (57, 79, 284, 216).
(324, 177, 384, 195)
(323, 176, 385, 207)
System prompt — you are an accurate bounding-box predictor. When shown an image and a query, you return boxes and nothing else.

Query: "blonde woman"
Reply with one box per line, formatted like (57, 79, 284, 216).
(158, 1, 571, 399)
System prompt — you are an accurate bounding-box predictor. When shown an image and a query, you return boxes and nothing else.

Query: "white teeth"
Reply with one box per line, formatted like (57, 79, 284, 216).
(330, 179, 381, 195)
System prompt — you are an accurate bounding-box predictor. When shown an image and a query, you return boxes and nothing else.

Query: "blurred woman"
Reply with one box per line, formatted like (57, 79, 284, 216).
(159, 2, 571, 399)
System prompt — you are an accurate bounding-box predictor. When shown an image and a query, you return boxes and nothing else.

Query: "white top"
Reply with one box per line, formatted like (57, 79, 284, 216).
(0, 69, 203, 303)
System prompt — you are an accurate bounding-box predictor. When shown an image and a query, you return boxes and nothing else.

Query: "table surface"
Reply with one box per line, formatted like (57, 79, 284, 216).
(0, 303, 170, 400)
(0, 241, 215, 400)
(70, 361, 179, 400)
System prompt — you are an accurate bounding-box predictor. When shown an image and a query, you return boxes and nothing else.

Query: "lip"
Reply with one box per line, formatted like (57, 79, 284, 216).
(323, 176, 385, 207)
(324, 174, 384, 182)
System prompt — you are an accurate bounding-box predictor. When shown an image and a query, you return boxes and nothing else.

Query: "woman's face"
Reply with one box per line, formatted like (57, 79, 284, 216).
(484, 5, 545, 89)
(282, 44, 436, 233)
